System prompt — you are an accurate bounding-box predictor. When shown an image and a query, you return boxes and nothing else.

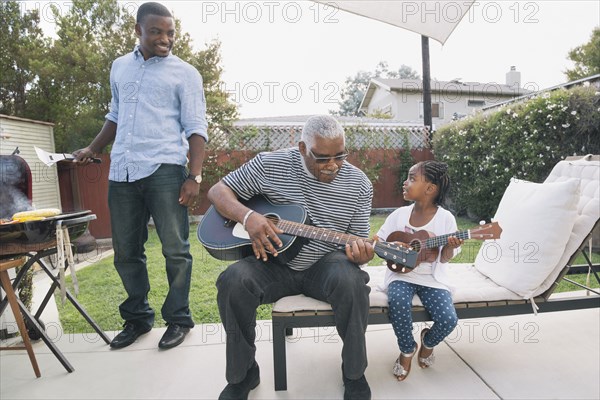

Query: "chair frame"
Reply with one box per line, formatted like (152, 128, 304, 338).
(271, 221, 600, 391)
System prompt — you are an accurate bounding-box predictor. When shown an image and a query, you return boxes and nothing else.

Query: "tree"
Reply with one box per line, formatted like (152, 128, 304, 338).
(171, 20, 238, 128)
(333, 62, 420, 116)
(565, 27, 600, 81)
(26, 0, 137, 151)
(2, 0, 237, 151)
(0, 1, 46, 116)
(188, 40, 238, 129)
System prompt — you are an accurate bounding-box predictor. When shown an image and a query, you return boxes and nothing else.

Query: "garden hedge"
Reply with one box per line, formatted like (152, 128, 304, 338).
(433, 86, 600, 219)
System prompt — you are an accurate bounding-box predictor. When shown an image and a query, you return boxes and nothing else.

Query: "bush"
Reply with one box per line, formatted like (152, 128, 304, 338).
(433, 86, 600, 219)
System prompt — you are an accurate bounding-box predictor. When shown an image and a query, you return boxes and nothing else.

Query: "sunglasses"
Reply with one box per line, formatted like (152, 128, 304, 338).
(308, 149, 349, 164)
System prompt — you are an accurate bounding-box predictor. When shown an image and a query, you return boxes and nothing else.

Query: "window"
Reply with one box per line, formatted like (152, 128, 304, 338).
(468, 100, 486, 107)
(419, 102, 444, 118)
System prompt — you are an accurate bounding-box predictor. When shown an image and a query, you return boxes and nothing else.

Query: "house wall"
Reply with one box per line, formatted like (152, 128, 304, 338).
(366, 90, 518, 127)
(0, 115, 61, 211)
(365, 88, 395, 116)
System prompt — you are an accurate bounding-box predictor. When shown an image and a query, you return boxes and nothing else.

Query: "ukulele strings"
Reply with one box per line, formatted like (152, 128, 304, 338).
(414, 230, 470, 249)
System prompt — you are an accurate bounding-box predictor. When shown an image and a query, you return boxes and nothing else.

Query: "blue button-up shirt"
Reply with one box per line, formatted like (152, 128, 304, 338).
(106, 45, 208, 182)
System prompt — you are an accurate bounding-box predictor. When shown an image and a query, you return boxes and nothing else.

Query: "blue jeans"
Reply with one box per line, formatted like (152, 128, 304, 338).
(108, 164, 194, 329)
(388, 280, 458, 354)
(216, 251, 371, 384)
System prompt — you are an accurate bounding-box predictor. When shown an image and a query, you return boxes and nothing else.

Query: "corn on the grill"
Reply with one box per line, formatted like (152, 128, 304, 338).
(12, 208, 62, 222)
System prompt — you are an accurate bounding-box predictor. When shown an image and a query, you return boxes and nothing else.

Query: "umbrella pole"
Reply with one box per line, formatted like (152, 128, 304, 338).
(421, 35, 433, 145)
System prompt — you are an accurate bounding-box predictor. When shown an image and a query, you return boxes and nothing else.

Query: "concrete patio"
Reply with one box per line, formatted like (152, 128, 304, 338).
(1, 267, 599, 399)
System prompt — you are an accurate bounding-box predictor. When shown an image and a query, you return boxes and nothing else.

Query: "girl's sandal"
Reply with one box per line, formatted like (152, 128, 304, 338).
(418, 328, 436, 368)
(393, 345, 417, 381)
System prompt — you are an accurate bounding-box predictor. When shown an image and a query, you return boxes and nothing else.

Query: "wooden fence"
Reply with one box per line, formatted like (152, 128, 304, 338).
(59, 124, 433, 238)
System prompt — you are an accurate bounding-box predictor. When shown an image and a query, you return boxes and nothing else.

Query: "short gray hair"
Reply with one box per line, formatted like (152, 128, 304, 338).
(300, 115, 345, 149)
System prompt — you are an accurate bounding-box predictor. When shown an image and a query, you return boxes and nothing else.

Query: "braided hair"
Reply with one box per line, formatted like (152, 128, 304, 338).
(418, 160, 451, 206)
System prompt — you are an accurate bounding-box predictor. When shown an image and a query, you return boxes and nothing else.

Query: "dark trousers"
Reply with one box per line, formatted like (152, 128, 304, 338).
(108, 164, 194, 329)
(216, 250, 371, 383)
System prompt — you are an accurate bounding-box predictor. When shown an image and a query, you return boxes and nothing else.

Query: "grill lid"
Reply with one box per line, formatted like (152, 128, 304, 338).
(0, 149, 33, 220)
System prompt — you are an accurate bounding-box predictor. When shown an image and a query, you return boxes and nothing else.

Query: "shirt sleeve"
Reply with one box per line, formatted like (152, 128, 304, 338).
(222, 153, 267, 200)
(444, 210, 461, 257)
(180, 66, 208, 142)
(347, 179, 373, 238)
(376, 207, 407, 241)
(105, 62, 119, 124)
(434, 208, 461, 263)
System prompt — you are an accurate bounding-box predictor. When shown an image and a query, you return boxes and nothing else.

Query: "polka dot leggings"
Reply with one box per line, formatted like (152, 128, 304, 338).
(388, 280, 458, 354)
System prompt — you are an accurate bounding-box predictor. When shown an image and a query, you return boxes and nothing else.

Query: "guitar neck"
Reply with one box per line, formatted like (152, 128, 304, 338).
(424, 230, 470, 249)
(274, 218, 371, 246)
(266, 213, 417, 269)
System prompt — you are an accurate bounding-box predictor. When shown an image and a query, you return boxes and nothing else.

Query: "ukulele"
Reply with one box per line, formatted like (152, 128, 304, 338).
(384, 222, 502, 273)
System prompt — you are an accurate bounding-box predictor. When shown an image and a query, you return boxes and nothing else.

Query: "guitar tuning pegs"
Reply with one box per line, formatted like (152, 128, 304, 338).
(479, 220, 486, 226)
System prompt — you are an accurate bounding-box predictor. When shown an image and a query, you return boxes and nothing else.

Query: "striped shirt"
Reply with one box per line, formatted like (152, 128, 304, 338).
(222, 147, 373, 270)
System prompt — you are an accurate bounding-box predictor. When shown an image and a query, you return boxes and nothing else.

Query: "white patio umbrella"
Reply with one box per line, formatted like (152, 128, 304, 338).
(313, 0, 476, 132)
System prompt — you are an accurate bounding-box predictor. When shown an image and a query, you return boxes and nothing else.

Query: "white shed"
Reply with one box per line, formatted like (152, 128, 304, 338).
(0, 114, 62, 211)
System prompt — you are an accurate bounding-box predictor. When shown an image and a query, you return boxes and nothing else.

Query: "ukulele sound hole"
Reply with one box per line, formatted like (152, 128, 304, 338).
(410, 240, 421, 252)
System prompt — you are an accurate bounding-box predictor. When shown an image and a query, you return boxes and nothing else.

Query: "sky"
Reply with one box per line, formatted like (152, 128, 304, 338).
(23, 1, 600, 119)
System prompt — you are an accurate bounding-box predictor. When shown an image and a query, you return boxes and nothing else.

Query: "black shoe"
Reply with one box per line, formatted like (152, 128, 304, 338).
(110, 322, 152, 349)
(343, 374, 371, 400)
(218, 362, 260, 400)
(158, 324, 190, 349)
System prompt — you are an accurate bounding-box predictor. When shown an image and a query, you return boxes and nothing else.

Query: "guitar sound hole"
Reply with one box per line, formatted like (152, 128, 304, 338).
(265, 213, 280, 225)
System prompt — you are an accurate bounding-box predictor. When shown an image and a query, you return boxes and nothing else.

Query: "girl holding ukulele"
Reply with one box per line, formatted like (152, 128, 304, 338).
(374, 160, 463, 381)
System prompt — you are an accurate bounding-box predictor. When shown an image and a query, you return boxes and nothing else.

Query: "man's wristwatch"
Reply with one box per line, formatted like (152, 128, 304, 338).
(187, 173, 202, 184)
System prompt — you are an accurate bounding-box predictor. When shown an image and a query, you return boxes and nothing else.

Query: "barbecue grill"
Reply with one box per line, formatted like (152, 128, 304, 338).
(0, 149, 110, 374)
(1, 149, 94, 245)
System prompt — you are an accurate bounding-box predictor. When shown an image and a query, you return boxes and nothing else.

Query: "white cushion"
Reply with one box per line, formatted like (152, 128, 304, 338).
(442, 263, 522, 302)
(272, 264, 522, 313)
(474, 178, 580, 298)
(533, 157, 600, 297)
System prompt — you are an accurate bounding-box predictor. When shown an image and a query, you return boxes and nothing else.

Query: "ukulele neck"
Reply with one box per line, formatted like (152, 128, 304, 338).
(424, 230, 469, 249)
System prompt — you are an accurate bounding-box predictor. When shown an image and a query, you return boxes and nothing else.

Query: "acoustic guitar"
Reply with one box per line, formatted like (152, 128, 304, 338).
(384, 222, 502, 273)
(197, 195, 418, 268)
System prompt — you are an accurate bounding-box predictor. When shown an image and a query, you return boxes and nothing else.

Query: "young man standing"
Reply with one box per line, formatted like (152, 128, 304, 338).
(74, 2, 207, 350)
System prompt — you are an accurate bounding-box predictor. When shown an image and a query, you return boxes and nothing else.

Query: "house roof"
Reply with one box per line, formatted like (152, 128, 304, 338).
(0, 114, 54, 126)
(481, 73, 600, 111)
(233, 115, 424, 128)
(372, 78, 532, 95)
(359, 77, 534, 112)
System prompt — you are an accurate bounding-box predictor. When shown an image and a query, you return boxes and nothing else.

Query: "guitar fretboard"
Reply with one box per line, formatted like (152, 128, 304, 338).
(266, 216, 416, 267)
(273, 218, 373, 246)
(260, 210, 417, 267)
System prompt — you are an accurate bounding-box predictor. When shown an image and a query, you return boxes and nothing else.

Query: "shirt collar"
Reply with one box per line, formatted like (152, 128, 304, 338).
(133, 44, 143, 59)
(132, 44, 171, 62)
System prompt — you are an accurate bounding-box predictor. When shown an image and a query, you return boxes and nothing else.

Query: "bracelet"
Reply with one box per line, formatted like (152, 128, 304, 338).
(242, 210, 254, 229)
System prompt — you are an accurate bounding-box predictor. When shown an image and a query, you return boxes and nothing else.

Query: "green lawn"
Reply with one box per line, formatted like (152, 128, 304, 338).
(56, 216, 599, 334)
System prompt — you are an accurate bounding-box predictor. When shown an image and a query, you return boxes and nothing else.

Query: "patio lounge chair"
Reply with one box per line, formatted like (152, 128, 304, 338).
(271, 154, 600, 391)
